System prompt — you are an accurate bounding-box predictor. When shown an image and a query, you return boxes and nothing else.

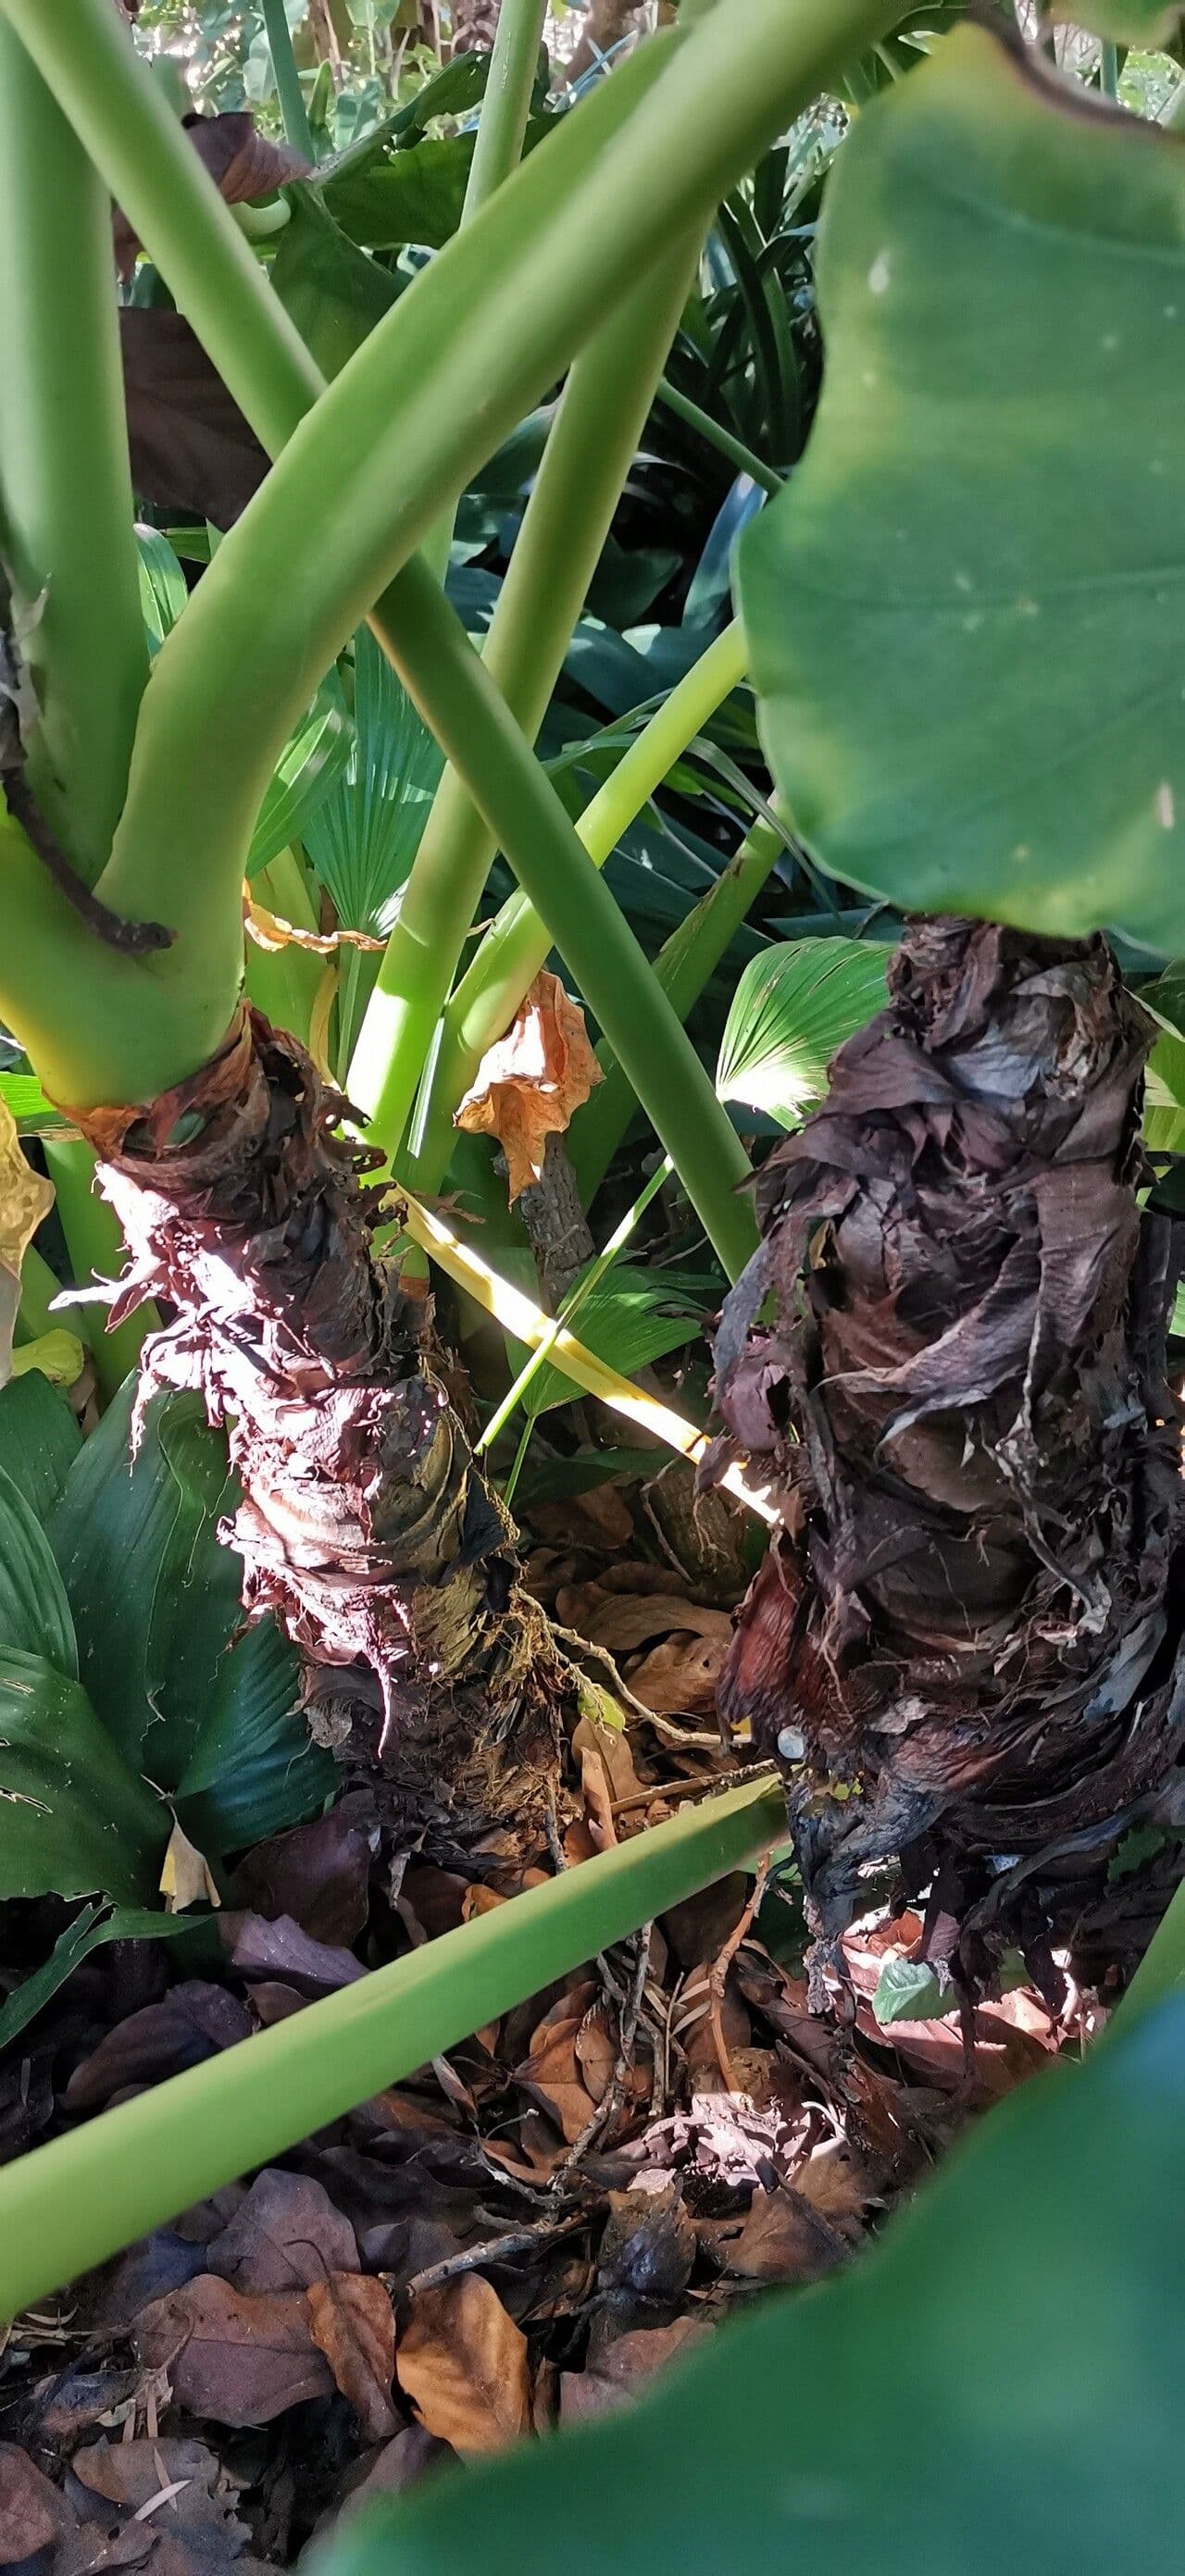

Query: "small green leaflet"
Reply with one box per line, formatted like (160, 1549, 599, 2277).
(505, 1264, 707, 1420)
(246, 681, 353, 878)
(716, 938, 890, 1128)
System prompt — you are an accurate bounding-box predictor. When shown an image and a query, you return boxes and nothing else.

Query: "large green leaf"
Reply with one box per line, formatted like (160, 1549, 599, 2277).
(0, 1371, 81, 1521)
(0, 1649, 167, 1903)
(1065, 1, 1182, 38)
(321, 131, 480, 251)
(716, 937, 890, 1128)
(269, 185, 401, 382)
(246, 681, 353, 879)
(739, 26, 1185, 958)
(0, 1461, 77, 1672)
(314, 1994, 1185, 2576)
(47, 1391, 331, 1855)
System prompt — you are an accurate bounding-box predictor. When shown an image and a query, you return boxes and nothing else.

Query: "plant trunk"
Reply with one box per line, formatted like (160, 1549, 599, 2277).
(563, 0, 646, 83)
(708, 918, 1185, 1992)
(70, 1005, 572, 1860)
(452, 0, 504, 51)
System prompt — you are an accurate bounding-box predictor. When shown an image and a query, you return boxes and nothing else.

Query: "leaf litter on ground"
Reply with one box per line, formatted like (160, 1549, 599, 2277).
(0, 1432, 1152, 2569)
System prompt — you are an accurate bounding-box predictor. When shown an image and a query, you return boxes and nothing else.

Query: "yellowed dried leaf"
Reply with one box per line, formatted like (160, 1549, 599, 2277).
(455, 970, 603, 1200)
(243, 886, 382, 956)
(0, 1097, 54, 1390)
(396, 2275, 531, 2455)
(159, 1821, 221, 1914)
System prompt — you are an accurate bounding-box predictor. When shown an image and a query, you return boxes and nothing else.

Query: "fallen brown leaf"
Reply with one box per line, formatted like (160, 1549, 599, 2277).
(0, 2443, 73, 2563)
(68, 2435, 242, 2533)
(455, 971, 602, 1200)
(559, 2318, 714, 2425)
(134, 2278, 332, 2427)
(396, 2276, 531, 2456)
(206, 2170, 359, 2294)
(307, 2275, 399, 2442)
(65, 1985, 251, 2112)
(230, 1797, 377, 1946)
(726, 2184, 846, 2285)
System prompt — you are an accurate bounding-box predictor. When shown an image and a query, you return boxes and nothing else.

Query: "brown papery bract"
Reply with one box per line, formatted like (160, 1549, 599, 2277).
(707, 917, 1185, 1990)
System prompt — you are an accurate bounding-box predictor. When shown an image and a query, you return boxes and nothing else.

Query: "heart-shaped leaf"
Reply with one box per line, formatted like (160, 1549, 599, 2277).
(740, 26, 1185, 959)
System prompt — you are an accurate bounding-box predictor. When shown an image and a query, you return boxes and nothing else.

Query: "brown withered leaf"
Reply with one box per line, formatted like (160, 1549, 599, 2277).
(307, 2275, 399, 2442)
(628, 1627, 731, 1717)
(68, 2437, 243, 2534)
(396, 2276, 531, 2455)
(0, 1096, 55, 1390)
(0, 2443, 75, 2563)
(230, 1797, 377, 1946)
(120, 311, 268, 527)
(726, 2184, 846, 2285)
(134, 2277, 333, 2426)
(455, 970, 603, 1200)
(559, 2318, 714, 2426)
(206, 2170, 359, 2293)
(514, 1980, 599, 2144)
(114, 112, 306, 272)
(244, 890, 384, 957)
(223, 1912, 365, 1997)
(65, 1984, 251, 2112)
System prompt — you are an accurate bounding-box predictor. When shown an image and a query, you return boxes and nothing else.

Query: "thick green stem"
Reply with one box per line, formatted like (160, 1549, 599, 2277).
(0, 0, 896, 1108)
(4, 0, 896, 948)
(657, 375, 784, 495)
(405, 618, 749, 1192)
(44, 1139, 152, 1400)
(0, 1774, 781, 2319)
(463, 0, 549, 214)
(0, 27, 147, 885)
(262, 0, 316, 160)
(348, 243, 701, 1156)
(569, 805, 783, 1195)
(382, 561, 756, 1276)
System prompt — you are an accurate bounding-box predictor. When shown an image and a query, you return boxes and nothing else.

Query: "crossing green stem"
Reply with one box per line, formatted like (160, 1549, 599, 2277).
(657, 375, 784, 495)
(405, 618, 749, 1194)
(569, 806, 784, 1196)
(261, 0, 316, 160)
(348, 242, 701, 1158)
(0, 1775, 783, 2319)
(0, 26, 146, 886)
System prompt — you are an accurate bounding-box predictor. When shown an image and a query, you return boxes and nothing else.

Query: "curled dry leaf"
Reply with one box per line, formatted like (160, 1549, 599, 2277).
(114, 113, 306, 273)
(306, 2275, 399, 2442)
(455, 970, 603, 1201)
(244, 890, 384, 957)
(0, 1091, 54, 1389)
(395, 2275, 531, 2456)
(134, 2277, 333, 2427)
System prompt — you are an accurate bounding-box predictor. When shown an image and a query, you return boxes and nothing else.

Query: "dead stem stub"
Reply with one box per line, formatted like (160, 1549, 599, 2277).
(69, 1005, 569, 1851)
(705, 918, 1185, 1988)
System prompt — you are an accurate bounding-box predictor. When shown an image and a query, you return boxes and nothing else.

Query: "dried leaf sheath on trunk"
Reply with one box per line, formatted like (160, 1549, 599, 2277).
(707, 918, 1185, 1985)
(66, 1005, 568, 1848)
